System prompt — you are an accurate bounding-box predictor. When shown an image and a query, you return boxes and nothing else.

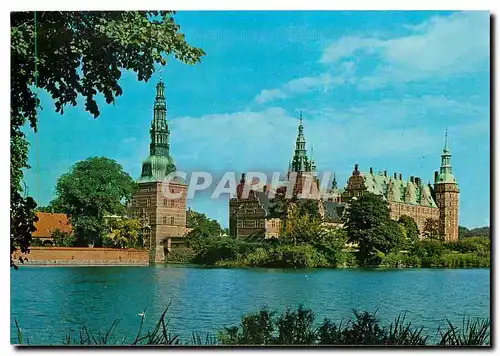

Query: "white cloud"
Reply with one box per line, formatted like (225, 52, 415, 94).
(162, 94, 487, 177)
(255, 12, 489, 103)
(254, 89, 288, 104)
(321, 11, 489, 88)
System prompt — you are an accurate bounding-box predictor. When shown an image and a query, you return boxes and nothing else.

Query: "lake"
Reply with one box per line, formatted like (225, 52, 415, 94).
(10, 265, 490, 345)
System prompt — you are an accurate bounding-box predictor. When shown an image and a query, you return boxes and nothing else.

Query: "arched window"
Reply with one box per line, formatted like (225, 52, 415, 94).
(163, 216, 167, 224)
(170, 217, 175, 225)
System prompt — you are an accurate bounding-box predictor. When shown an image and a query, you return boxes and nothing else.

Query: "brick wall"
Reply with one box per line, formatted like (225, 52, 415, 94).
(13, 247, 149, 266)
(388, 202, 440, 238)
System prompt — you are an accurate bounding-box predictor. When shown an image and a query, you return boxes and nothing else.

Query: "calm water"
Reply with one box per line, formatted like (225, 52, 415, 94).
(10, 266, 490, 345)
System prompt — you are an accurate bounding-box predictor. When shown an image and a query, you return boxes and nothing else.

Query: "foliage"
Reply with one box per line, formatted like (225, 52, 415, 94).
(268, 190, 321, 227)
(11, 11, 204, 267)
(30, 238, 44, 247)
(10, 192, 38, 268)
(244, 244, 329, 268)
(103, 217, 141, 249)
(186, 210, 223, 239)
(15, 305, 490, 346)
(398, 215, 419, 245)
(444, 236, 490, 255)
(52, 157, 136, 247)
(459, 226, 490, 239)
(165, 247, 196, 264)
(218, 305, 487, 346)
(438, 317, 490, 346)
(343, 193, 391, 243)
(313, 228, 348, 267)
(189, 237, 255, 266)
(36, 199, 66, 213)
(423, 218, 440, 240)
(51, 228, 76, 247)
(343, 193, 404, 266)
(281, 204, 324, 245)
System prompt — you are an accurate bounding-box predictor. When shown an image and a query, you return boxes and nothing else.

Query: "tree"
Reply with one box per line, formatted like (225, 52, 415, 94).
(52, 228, 75, 247)
(281, 204, 323, 245)
(103, 218, 141, 249)
(36, 198, 66, 213)
(53, 157, 136, 246)
(11, 11, 205, 267)
(343, 193, 403, 265)
(343, 193, 391, 244)
(186, 210, 223, 239)
(423, 218, 440, 240)
(398, 215, 420, 244)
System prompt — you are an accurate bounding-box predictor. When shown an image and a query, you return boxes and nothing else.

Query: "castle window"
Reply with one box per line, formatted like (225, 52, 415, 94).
(163, 216, 167, 224)
(164, 198, 168, 206)
(146, 198, 151, 207)
(171, 217, 175, 225)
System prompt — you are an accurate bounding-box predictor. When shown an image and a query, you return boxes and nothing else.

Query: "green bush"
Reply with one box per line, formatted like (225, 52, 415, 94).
(166, 247, 196, 264)
(191, 237, 257, 265)
(439, 253, 490, 268)
(445, 237, 490, 255)
(52, 229, 76, 247)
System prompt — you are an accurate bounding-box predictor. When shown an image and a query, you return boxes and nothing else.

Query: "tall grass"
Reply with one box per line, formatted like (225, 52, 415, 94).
(14, 305, 490, 346)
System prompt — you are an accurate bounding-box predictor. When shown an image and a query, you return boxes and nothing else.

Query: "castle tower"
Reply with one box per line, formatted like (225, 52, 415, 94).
(287, 112, 319, 197)
(290, 111, 310, 173)
(435, 130, 459, 241)
(130, 80, 188, 262)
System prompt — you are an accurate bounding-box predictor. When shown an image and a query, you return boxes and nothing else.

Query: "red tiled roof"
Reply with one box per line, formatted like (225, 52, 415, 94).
(33, 212, 72, 238)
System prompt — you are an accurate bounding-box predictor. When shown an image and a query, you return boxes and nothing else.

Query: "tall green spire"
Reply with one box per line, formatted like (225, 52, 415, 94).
(290, 111, 310, 173)
(150, 80, 170, 156)
(437, 128, 456, 184)
(138, 80, 176, 183)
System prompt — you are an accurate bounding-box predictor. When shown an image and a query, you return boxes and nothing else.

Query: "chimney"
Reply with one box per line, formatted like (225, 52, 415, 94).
(355, 164, 359, 171)
(415, 177, 420, 186)
(370, 167, 373, 174)
(434, 171, 439, 183)
(393, 172, 397, 179)
(410, 176, 414, 183)
(240, 173, 246, 184)
(384, 170, 387, 177)
(399, 173, 402, 180)
(263, 185, 268, 193)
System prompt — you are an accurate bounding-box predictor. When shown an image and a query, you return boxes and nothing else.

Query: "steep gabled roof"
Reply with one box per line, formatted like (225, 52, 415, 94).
(33, 212, 72, 238)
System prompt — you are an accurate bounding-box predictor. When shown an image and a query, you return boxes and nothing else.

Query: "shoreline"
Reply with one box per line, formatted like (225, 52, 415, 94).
(14, 262, 490, 269)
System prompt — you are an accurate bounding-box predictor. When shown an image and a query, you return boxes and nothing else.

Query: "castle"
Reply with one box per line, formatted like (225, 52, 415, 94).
(128, 80, 190, 262)
(229, 115, 459, 241)
(127, 82, 460, 256)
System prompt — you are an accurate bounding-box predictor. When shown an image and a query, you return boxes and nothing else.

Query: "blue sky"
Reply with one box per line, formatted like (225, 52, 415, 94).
(23, 11, 490, 228)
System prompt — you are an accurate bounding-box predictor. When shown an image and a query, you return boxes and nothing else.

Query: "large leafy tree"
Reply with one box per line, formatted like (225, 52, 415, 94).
(186, 210, 223, 239)
(281, 204, 323, 245)
(53, 157, 136, 246)
(104, 217, 142, 249)
(343, 193, 403, 265)
(11, 11, 204, 266)
(398, 215, 420, 244)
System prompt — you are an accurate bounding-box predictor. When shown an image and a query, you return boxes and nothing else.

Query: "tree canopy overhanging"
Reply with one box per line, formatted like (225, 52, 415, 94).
(11, 11, 205, 267)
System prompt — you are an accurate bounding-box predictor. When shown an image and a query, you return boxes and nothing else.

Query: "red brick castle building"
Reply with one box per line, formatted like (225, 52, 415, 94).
(229, 116, 459, 241)
(128, 81, 189, 262)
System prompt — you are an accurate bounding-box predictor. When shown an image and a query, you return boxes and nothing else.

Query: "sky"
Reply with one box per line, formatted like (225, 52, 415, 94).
(23, 11, 490, 228)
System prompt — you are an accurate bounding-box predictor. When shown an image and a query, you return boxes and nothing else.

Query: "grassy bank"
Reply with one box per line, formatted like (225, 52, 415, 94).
(166, 236, 490, 269)
(15, 304, 490, 346)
